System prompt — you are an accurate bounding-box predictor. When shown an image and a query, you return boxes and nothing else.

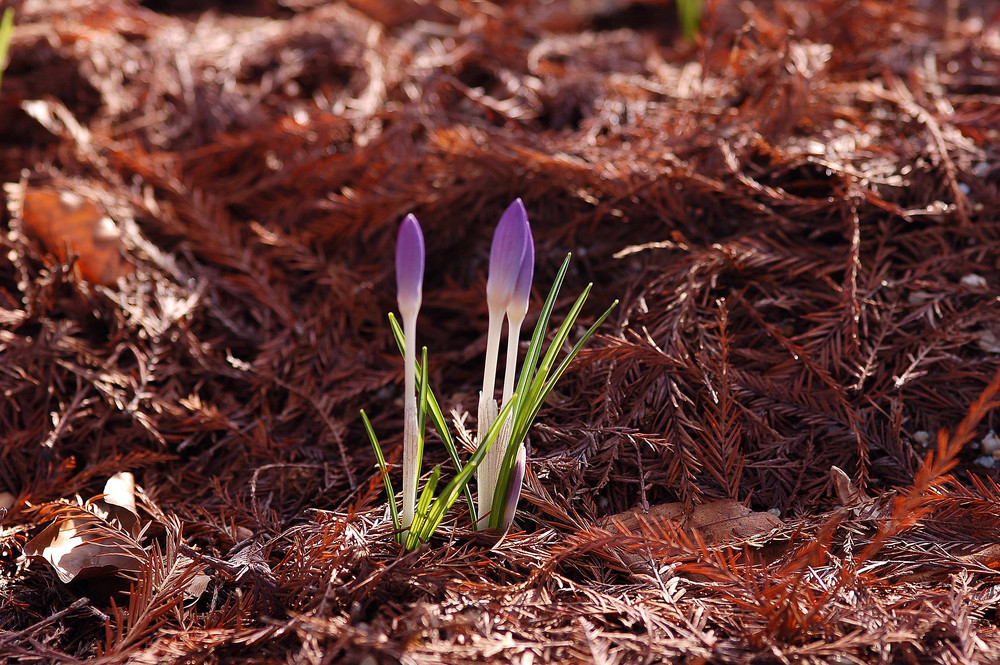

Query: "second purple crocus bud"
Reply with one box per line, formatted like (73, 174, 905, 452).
(486, 200, 530, 314)
(507, 219, 534, 325)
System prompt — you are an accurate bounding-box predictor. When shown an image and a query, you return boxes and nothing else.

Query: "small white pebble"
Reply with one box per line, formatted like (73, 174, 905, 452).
(975, 455, 996, 469)
(977, 330, 1000, 354)
(907, 290, 933, 304)
(768, 507, 781, 517)
(960, 273, 987, 288)
(981, 430, 1000, 454)
(912, 431, 931, 445)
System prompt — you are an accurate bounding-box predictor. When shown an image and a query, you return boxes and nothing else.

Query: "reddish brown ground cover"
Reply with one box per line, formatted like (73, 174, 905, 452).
(1, 0, 1000, 662)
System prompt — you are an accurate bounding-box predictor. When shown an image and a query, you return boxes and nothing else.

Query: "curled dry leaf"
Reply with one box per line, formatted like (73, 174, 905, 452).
(93, 470, 142, 539)
(597, 500, 787, 575)
(23, 473, 145, 583)
(601, 499, 783, 544)
(977, 330, 1000, 354)
(831, 465, 886, 520)
(22, 502, 145, 584)
(18, 187, 134, 285)
(181, 556, 212, 601)
(831, 465, 867, 506)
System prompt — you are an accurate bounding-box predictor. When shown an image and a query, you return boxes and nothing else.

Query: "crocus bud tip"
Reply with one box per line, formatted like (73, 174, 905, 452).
(486, 200, 530, 312)
(508, 218, 534, 322)
(396, 214, 425, 318)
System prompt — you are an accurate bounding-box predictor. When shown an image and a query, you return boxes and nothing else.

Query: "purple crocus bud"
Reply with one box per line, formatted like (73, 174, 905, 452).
(501, 444, 526, 531)
(396, 214, 424, 320)
(486, 199, 529, 314)
(500, 206, 533, 406)
(506, 219, 534, 325)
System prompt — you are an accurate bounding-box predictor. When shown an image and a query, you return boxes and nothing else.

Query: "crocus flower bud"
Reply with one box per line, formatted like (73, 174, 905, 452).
(396, 214, 424, 321)
(486, 200, 529, 314)
(501, 443, 526, 531)
(506, 217, 534, 325)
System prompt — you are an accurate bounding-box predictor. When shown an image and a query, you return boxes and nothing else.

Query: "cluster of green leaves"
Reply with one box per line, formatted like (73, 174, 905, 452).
(361, 358, 517, 549)
(487, 255, 617, 529)
(363, 254, 616, 548)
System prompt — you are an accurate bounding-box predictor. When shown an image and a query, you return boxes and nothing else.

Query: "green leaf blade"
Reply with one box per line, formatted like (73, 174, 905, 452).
(361, 409, 402, 540)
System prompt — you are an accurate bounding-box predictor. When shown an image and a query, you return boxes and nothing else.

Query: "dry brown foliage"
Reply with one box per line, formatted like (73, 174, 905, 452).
(1, 0, 1000, 662)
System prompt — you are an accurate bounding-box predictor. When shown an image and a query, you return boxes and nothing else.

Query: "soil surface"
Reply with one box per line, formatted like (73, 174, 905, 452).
(2, 1, 1000, 663)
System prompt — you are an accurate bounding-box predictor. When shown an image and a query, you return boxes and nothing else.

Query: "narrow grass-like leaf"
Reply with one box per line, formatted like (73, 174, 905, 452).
(507, 284, 593, 453)
(484, 257, 578, 529)
(514, 254, 572, 402)
(361, 409, 402, 538)
(490, 298, 618, 527)
(389, 313, 477, 522)
(535, 299, 619, 421)
(533, 285, 591, 380)
(677, 0, 703, 41)
(515, 295, 618, 447)
(405, 465, 441, 549)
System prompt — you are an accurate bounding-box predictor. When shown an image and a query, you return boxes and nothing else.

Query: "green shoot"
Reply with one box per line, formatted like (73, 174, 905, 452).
(677, 0, 703, 41)
(0, 8, 14, 94)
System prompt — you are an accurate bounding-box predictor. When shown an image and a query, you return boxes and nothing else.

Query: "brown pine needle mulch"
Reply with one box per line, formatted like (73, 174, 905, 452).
(2, 0, 1000, 662)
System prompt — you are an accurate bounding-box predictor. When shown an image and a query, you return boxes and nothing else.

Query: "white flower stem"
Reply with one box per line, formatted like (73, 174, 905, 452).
(401, 312, 419, 532)
(481, 310, 504, 404)
(502, 316, 523, 405)
(476, 309, 505, 525)
(483, 315, 523, 527)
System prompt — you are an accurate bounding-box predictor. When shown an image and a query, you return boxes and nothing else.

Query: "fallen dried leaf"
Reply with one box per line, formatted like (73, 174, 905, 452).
(602, 499, 783, 543)
(20, 187, 134, 285)
(23, 474, 145, 583)
(92, 471, 141, 539)
(831, 465, 885, 520)
(23, 503, 145, 583)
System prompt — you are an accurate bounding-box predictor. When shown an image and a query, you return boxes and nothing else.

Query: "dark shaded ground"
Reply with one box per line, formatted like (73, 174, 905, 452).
(1, 0, 1000, 662)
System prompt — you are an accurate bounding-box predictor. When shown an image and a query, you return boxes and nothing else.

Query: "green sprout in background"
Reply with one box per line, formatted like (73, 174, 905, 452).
(677, 0, 703, 41)
(0, 8, 14, 94)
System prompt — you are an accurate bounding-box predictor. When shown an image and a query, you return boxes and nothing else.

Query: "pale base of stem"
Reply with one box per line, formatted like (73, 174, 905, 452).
(401, 394, 418, 531)
(481, 404, 515, 529)
(475, 394, 498, 527)
(401, 314, 419, 534)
